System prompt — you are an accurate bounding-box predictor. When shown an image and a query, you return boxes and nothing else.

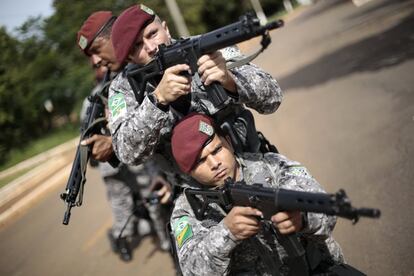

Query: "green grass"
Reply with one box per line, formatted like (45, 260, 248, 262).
(0, 124, 79, 173)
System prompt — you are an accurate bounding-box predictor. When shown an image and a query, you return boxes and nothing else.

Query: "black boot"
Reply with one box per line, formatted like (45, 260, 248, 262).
(116, 237, 132, 262)
(107, 230, 118, 253)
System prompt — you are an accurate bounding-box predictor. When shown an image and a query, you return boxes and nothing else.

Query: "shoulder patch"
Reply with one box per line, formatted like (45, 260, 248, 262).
(108, 92, 127, 120)
(174, 216, 193, 249)
(78, 35, 88, 50)
(140, 4, 155, 15)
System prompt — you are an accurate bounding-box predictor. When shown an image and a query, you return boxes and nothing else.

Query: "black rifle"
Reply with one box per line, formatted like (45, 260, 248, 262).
(184, 179, 378, 276)
(60, 84, 119, 225)
(126, 12, 284, 111)
(185, 178, 381, 223)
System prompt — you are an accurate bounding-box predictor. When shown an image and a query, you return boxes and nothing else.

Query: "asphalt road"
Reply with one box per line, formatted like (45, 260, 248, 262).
(0, 166, 175, 276)
(253, 0, 414, 275)
(1, 0, 413, 275)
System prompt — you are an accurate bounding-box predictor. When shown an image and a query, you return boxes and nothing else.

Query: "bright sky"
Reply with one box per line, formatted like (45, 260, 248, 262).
(0, 0, 54, 33)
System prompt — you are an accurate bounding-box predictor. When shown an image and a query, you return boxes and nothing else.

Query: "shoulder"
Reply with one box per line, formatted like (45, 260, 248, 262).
(262, 154, 317, 192)
(109, 70, 131, 95)
(262, 152, 301, 167)
(172, 193, 194, 219)
(239, 152, 313, 185)
(239, 152, 296, 168)
(262, 153, 313, 178)
(238, 153, 275, 185)
(238, 152, 265, 166)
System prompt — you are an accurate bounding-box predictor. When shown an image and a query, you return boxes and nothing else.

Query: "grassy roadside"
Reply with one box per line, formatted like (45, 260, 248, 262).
(0, 124, 79, 174)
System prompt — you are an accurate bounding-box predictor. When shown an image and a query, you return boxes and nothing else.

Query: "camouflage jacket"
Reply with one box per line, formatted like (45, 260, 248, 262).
(81, 80, 162, 179)
(170, 153, 345, 276)
(107, 46, 282, 170)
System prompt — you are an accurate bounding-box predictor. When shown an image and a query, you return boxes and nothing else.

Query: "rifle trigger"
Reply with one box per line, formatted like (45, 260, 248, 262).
(249, 195, 260, 206)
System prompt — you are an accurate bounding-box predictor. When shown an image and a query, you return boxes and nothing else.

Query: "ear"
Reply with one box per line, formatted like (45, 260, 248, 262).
(127, 51, 135, 63)
(223, 135, 235, 153)
(162, 21, 171, 39)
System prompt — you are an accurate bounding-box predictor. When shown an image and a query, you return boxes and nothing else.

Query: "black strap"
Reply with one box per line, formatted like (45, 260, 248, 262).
(167, 222, 183, 276)
(271, 226, 310, 276)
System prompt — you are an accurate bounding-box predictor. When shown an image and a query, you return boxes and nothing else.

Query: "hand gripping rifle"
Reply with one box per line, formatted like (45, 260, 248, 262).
(126, 12, 284, 111)
(185, 178, 381, 223)
(60, 81, 119, 225)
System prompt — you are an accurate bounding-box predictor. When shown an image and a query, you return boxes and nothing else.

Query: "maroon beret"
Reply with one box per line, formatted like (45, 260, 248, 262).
(111, 4, 155, 64)
(77, 11, 115, 55)
(171, 114, 216, 174)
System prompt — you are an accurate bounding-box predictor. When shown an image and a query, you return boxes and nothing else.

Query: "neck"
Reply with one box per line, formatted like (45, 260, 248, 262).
(233, 163, 241, 182)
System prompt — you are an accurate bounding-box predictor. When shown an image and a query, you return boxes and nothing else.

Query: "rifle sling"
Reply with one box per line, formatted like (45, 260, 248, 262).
(226, 40, 267, 70)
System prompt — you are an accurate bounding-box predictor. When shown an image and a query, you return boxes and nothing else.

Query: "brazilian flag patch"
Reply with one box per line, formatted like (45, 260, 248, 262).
(174, 216, 193, 249)
(108, 93, 126, 120)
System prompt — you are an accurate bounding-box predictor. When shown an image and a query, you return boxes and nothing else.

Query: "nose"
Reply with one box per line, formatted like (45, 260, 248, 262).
(144, 40, 158, 56)
(91, 54, 103, 67)
(207, 155, 221, 171)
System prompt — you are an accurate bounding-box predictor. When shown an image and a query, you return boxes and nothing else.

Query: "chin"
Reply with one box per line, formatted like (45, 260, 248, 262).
(215, 179, 227, 187)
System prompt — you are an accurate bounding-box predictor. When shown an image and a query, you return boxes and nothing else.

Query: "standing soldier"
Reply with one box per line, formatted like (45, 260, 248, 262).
(77, 11, 171, 262)
(107, 4, 283, 185)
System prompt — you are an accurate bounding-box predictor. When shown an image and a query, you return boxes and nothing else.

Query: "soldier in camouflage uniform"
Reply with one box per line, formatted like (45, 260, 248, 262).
(169, 114, 346, 275)
(107, 4, 282, 171)
(77, 11, 171, 262)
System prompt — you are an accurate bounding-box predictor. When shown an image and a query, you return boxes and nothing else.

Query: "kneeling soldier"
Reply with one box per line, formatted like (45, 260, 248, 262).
(170, 113, 348, 276)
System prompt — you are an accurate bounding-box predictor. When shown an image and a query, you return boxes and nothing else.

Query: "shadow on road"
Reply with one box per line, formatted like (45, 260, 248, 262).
(279, 10, 414, 90)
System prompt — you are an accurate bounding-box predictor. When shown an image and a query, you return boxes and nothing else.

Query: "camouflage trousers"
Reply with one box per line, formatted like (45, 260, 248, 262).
(101, 163, 169, 245)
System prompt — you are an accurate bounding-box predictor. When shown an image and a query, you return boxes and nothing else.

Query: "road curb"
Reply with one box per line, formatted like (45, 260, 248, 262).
(0, 138, 77, 213)
(0, 163, 73, 229)
(0, 137, 78, 181)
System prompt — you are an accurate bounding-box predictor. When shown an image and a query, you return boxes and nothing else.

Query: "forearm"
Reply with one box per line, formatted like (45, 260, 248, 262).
(230, 63, 283, 114)
(287, 179, 337, 238)
(296, 178, 338, 238)
(275, 154, 337, 238)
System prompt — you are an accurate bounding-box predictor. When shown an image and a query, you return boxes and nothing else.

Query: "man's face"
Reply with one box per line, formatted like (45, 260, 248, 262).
(128, 20, 171, 65)
(190, 135, 238, 187)
(88, 37, 123, 72)
(91, 55, 108, 81)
